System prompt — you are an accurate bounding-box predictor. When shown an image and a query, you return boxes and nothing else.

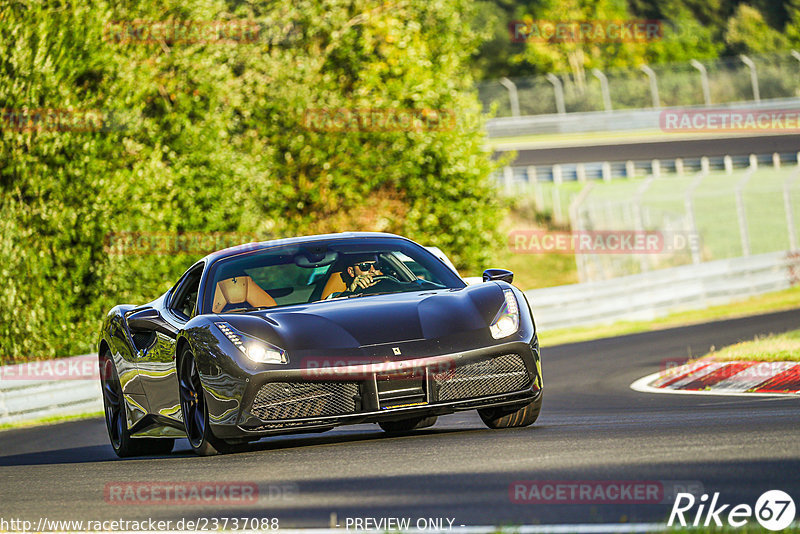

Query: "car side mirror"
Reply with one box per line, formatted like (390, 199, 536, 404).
(482, 269, 514, 283)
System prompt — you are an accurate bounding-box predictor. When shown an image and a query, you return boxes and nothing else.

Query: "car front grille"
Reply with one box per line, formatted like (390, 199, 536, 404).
(250, 382, 359, 421)
(435, 353, 530, 401)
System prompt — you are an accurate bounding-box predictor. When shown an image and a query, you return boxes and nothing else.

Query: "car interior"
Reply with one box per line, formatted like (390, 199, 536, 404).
(208, 249, 442, 313)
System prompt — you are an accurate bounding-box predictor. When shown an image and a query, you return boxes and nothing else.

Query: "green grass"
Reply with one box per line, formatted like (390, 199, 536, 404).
(0, 410, 103, 432)
(702, 328, 800, 362)
(510, 167, 799, 272)
(540, 285, 800, 347)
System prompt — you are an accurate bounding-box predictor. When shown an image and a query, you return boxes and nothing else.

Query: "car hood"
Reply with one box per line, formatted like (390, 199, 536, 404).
(217, 283, 506, 351)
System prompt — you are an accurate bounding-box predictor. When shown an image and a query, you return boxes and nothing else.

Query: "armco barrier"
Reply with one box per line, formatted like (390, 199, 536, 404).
(0, 355, 102, 426)
(526, 250, 798, 330)
(486, 97, 800, 139)
(1, 250, 797, 427)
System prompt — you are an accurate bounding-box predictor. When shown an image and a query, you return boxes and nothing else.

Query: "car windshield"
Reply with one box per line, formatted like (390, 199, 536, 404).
(203, 238, 465, 313)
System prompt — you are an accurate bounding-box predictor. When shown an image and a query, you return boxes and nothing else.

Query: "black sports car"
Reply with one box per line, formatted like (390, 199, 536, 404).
(98, 232, 543, 456)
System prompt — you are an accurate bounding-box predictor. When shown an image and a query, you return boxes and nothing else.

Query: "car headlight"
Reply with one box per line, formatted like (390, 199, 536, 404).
(214, 322, 287, 364)
(490, 289, 520, 339)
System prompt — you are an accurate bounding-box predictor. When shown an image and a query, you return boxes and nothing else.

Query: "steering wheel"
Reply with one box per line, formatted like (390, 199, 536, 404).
(357, 274, 405, 293)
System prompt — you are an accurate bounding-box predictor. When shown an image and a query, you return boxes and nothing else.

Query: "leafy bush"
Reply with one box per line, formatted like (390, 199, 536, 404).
(0, 0, 503, 362)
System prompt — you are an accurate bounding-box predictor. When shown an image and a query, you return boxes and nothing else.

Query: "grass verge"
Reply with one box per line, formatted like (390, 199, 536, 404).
(701, 328, 800, 363)
(0, 410, 103, 432)
(539, 285, 800, 347)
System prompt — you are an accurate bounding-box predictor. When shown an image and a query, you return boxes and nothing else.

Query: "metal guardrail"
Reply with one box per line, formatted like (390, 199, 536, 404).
(1, 251, 797, 426)
(486, 97, 800, 139)
(526, 250, 799, 331)
(0, 354, 102, 426)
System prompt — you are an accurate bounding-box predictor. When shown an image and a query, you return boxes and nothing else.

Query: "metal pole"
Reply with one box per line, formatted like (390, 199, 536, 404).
(570, 184, 595, 283)
(499, 77, 521, 118)
(785, 166, 800, 251)
(591, 68, 612, 112)
(552, 185, 562, 224)
(545, 73, 566, 115)
(735, 169, 755, 256)
(690, 59, 711, 106)
(739, 55, 760, 102)
(640, 65, 660, 108)
(503, 166, 514, 195)
(685, 169, 707, 264)
(633, 176, 656, 272)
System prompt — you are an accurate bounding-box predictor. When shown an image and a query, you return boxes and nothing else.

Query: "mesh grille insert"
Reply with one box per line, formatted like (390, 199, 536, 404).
(250, 382, 359, 421)
(436, 353, 530, 401)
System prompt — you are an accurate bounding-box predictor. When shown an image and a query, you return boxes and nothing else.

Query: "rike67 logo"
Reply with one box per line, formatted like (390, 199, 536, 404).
(669, 490, 796, 530)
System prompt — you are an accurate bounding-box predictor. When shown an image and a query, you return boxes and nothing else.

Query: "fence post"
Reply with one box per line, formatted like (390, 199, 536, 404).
(675, 158, 684, 176)
(534, 180, 544, 212)
(685, 169, 707, 264)
(602, 161, 612, 182)
(570, 184, 595, 283)
(701, 156, 710, 175)
(503, 165, 514, 195)
(773, 153, 781, 169)
(724, 155, 733, 175)
(735, 169, 754, 256)
(499, 77, 521, 118)
(749, 154, 758, 169)
(785, 166, 799, 251)
(592, 69, 613, 112)
(633, 176, 656, 272)
(552, 164, 563, 186)
(640, 65, 660, 108)
(552, 185, 562, 224)
(526, 165, 537, 184)
(626, 160, 636, 179)
(739, 55, 760, 102)
(577, 163, 586, 182)
(652, 159, 661, 178)
(545, 73, 566, 115)
(690, 60, 711, 106)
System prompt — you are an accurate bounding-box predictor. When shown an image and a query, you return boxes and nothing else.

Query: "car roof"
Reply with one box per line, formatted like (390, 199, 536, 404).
(200, 232, 411, 264)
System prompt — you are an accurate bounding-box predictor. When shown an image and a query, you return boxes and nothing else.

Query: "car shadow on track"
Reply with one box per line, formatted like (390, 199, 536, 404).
(0, 424, 513, 465)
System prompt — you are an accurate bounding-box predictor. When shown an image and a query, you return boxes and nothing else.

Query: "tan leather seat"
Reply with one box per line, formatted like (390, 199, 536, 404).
(212, 276, 276, 313)
(320, 272, 346, 300)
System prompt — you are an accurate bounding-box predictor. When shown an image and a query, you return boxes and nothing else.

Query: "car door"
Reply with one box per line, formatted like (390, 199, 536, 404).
(127, 263, 203, 426)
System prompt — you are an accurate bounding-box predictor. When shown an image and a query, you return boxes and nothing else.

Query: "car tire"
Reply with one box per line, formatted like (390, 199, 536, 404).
(178, 346, 236, 456)
(378, 415, 438, 433)
(478, 393, 542, 429)
(100, 354, 175, 458)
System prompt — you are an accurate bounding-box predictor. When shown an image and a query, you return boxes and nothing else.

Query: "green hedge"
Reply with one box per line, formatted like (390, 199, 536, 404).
(0, 0, 504, 362)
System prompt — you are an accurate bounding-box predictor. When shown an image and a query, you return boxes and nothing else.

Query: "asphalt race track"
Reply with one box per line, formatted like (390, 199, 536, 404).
(500, 134, 800, 166)
(1, 309, 799, 528)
